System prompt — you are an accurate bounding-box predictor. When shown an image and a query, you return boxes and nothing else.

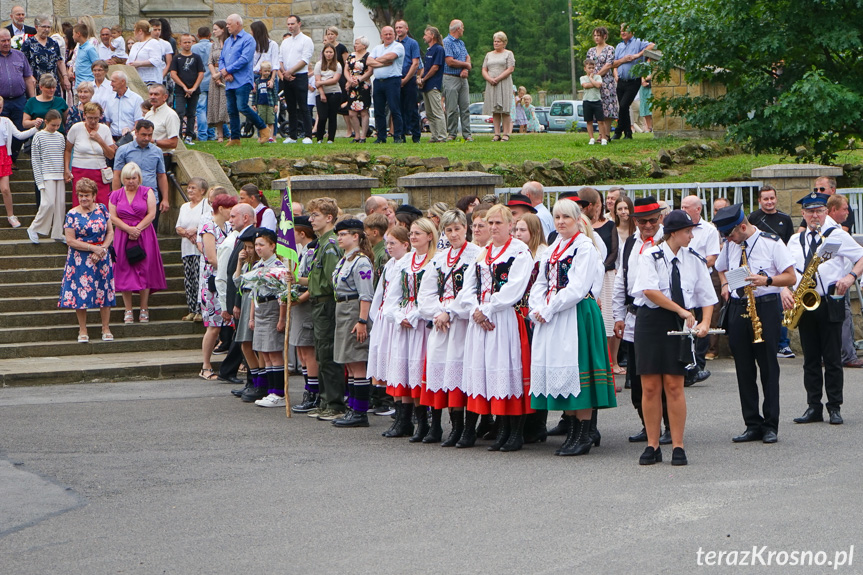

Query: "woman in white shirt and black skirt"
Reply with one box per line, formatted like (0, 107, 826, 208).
(631, 210, 716, 466)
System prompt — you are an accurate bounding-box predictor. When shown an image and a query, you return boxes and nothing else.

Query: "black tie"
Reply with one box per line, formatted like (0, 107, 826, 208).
(805, 231, 819, 267)
(735, 240, 748, 298)
(671, 257, 685, 308)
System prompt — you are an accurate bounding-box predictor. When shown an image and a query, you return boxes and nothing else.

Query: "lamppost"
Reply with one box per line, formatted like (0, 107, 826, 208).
(568, 2, 577, 98)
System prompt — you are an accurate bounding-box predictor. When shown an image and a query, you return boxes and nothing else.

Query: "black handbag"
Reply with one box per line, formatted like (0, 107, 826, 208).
(126, 239, 146, 264)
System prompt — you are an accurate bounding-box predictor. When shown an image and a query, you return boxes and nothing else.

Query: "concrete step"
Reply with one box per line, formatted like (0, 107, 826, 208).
(0, 303, 191, 328)
(0, 277, 187, 297)
(0, 350, 218, 386)
(0, 290, 189, 313)
(0, 262, 184, 283)
(4, 181, 41, 193)
(9, 168, 34, 181)
(0, 319, 204, 344)
(0, 332, 206, 360)
(0, 248, 183, 267)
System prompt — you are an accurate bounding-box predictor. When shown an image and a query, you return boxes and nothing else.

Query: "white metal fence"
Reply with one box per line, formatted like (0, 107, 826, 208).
(839, 188, 863, 233)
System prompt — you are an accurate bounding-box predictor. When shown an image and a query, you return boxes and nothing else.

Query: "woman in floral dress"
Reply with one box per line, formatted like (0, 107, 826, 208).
(59, 178, 115, 343)
(198, 193, 237, 380)
(586, 26, 618, 141)
(344, 36, 372, 143)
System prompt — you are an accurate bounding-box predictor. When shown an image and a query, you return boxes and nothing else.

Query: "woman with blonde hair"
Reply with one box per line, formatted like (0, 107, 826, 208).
(451, 204, 534, 450)
(481, 31, 516, 141)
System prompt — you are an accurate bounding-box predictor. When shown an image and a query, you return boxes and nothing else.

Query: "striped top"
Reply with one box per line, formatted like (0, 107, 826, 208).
(30, 130, 67, 189)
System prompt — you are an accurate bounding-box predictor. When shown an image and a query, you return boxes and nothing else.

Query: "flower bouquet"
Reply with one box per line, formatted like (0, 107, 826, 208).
(262, 267, 292, 302)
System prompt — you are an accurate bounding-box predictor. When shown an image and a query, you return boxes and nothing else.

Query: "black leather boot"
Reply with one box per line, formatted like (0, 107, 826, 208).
(395, 402, 415, 438)
(554, 415, 576, 456)
(548, 414, 567, 436)
(409, 405, 430, 442)
(629, 406, 647, 442)
(589, 409, 601, 447)
(488, 415, 511, 451)
(441, 409, 464, 447)
(422, 408, 443, 443)
(500, 415, 525, 452)
(558, 418, 592, 456)
(382, 402, 403, 437)
(456, 411, 479, 448)
(524, 410, 548, 444)
(476, 414, 494, 439)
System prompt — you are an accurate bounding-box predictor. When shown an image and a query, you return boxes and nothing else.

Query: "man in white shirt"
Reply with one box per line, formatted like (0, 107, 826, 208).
(97, 27, 127, 64)
(367, 26, 405, 143)
(104, 71, 144, 139)
(278, 15, 314, 144)
(522, 181, 553, 238)
(144, 84, 180, 150)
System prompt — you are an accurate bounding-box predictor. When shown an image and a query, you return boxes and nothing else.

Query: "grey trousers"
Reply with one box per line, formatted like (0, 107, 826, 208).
(442, 74, 471, 139)
(841, 291, 857, 363)
(422, 88, 446, 142)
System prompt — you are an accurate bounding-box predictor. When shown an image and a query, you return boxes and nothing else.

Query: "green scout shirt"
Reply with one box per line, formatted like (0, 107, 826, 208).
(307, 229, 343, 298)
(372, 240, 390, 289)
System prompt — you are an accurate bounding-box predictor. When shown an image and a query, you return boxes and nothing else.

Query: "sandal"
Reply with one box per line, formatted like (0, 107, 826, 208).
(501, 135, 510, 142)
(124, 310, 134, 324)
(7, 215, 21, 228)
(492, 135, 501, 142)
(77, 334, 89, 343)
(102, 332, 114, 342)
(199, 368, 219, 381)
(613, 366, 627, 375)
(139, 309, 149, 323)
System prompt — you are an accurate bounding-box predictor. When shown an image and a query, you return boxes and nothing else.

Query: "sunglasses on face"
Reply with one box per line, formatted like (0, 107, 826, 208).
(813, 187, 829, 192)
(635, 217, 660, 225)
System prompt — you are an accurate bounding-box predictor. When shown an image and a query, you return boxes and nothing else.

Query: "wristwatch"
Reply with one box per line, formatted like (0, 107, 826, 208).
(766, 276, 773, 286)
(357, 318, 368, 325)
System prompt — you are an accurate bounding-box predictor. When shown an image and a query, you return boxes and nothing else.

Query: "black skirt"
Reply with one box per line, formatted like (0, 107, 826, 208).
(634, 306, 689, 376)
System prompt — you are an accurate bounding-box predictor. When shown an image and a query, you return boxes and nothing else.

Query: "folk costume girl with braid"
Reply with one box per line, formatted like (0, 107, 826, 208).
(330, 219, 376, 428)
(417, 209, 483, 446)
(382, 218, 437, 439)
(530, 197, 616, 457)
(367, 226, 411, 412)
(452, 204, 535, 451)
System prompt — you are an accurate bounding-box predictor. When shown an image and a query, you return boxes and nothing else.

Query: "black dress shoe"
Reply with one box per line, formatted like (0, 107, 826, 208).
(639, 446, 662, 465)
(828, 410, 843, 425)
(231, 385, 251, 397)
(332, 410, 370, 427)
(659, 428, 672, 445)
(629, 427, 647, 442)
(732, 428, 763, 443)
(671, 447, 687, 466)
(793, 407, 824, 424)
(241, 386, 267, 403)
(219, 375, 243, 385)
(683, 372, 696, 387)
(762, 430, 778, 443)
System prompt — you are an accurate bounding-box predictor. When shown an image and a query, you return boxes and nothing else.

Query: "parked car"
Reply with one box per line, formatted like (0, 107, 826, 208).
(534, 106, 550, 132)
(548, 99, 598, 132)
(468, 102, 494, 133)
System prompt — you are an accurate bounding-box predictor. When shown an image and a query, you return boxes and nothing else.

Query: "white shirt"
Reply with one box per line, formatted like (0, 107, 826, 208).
(279, 32, 314, 75)
(690, 218, 720, 270)
(254, 204, 277, 232)
(715, 231, 796, 298)
(216, 226, 238, 311)
(129, 40, 163, 84)
(534, 203, 555, 239)
(612, 227, 663, 341)
(176, 200, 209, 257)
(632, 241, 717, 310)
(104, 89, 145, 137)
(788, 217, 863, 296)
(97, 40, 128, 61)
(369, 41, 405, 80)
(254, 39, 281, 73)
(91, 79, 115, 112)
(66, 122, 113, 169)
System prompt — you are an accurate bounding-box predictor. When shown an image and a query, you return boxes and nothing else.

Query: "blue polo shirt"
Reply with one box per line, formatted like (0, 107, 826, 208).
(113, 141, 166, 200)
(398, 35, 420, 78)
(614, 37, 650, 81)
(219, 30, 255, 89)
(421, 44, 445, 92)
(75, 41, 99, 87)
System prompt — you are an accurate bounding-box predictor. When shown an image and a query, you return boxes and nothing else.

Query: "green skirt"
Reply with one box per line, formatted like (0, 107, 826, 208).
(531, 297, 617, 411)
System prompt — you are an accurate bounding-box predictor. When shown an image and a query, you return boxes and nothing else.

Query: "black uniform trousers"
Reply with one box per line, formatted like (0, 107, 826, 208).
(727, 295, 781, 433)
(798, 303, 844, 411)
(311, 298, 346, 412)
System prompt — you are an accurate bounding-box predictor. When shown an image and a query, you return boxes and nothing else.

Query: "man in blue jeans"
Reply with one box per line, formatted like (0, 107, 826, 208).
(191, 26, 215, 141)
(218, 14, 269, 145)
(367, 26, 405, 143)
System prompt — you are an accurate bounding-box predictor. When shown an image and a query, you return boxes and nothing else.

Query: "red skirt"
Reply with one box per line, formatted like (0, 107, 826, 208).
(71, 167, 112, 207)
(0, 147, 12, 178)
(386, 383, 421, 399)
(420, 361, 467, 409)
(466, 310, 534, 416)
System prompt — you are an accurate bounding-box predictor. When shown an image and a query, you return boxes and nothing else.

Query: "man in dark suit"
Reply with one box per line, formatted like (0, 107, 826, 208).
(6, 7, 37, 36)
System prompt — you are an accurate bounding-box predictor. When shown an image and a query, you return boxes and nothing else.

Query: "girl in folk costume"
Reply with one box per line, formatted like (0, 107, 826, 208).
(382, 218, 437, 439)
(452, 204, 535, 451)
(512, 212, 549, 444)
(330, 219, 376, 428)
(247, 229, 289, 408)
(530, 198, 616, 456)
(417, 209, 483, 446)
(367, 226, 411, 416)
(288, 217, 322, 413)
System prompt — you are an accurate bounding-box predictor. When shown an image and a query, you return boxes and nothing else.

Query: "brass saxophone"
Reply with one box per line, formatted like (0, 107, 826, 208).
(782, 227, 823, 329)
(740, 249, 764, 343)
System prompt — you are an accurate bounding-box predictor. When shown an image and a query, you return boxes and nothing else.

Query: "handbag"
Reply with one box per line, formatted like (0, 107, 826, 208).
(100, 166, 113, 184)
(126, 238, 146, 264)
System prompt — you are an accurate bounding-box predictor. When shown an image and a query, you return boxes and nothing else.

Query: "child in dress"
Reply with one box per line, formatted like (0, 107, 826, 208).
(330, 219, 376, 427)
(522, 94, 542, 133)
(248, 229, 288, 408)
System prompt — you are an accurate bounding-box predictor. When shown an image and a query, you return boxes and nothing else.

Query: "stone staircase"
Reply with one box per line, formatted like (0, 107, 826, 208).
(0, 159, 208, 386)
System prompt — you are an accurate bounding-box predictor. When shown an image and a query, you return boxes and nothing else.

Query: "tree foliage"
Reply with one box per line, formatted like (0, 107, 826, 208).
(634, 0, 863, 164)
(359, 0, 409, 29)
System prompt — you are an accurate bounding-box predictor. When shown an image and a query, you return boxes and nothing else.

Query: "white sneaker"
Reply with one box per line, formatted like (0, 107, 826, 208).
(326, 140, 334, 144)
(601, 139, 608, 145)
(588, 138, 595, 145)
(184, 136, 195, 146)
(283, 137, 297, 144)
(255, 394, 286, 408)
(302, 137, 313, 144)
(27, 227, 39, 244)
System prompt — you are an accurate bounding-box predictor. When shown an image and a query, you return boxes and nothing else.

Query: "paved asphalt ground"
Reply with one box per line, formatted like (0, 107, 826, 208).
(1, 357, 861, 574)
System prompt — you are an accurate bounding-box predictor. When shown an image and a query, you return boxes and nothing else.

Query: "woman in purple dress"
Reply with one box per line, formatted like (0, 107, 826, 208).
(108, 162, 167, 325)
(59, 178, 116, 343)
